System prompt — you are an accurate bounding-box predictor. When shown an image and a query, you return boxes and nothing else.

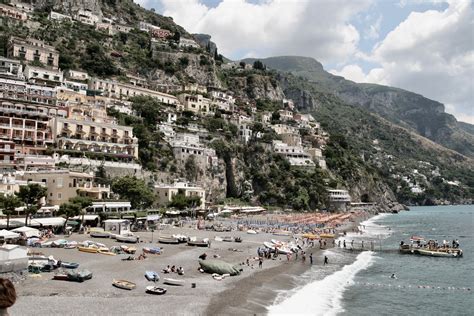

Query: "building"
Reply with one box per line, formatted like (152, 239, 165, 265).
(278, 110, 294, 122)
(155, 182, 206, 209)
(272, 140, 315, 168)
(0, 4, 27, 21)
(139, 21, 160, 32)
(75, 9, 100, 25)
(177, 94, 211, 115)
(170, 133, 218, 170)
(0, 57, 24, 79)
(327, 189, 351, 212)
(0, 141, 16, 168)
(18, 170, 110, 206)
(15, 153, 55, 170)
(210, 90, 235, 112)
(48, 11, 72, 22)
(179, 38, 200, 49)
(50, 117, 139, 160)
(24, 65, 63, 87)
(64, 70, 89, 82)
(0, 100, 59, 154)
(88, 78, 178, 105)
(151, 28, 172, 39)
(7, 36, 59, 69)
(0, 78, 57, 106)
(237, 123, 253, 143)
(271, 124, 298, 135)
(280, 133, 302, 147)
(86, 202, 132, 214)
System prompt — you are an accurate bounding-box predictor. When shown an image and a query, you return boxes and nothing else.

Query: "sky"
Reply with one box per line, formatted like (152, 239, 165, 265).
(134, 0, 474, 124)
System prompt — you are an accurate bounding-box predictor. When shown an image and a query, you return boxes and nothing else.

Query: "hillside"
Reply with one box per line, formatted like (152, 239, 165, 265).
(242, 56, 474, 158)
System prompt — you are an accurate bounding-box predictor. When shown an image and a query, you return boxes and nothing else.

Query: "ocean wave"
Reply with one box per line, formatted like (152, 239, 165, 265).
(267, 251, 375, 316)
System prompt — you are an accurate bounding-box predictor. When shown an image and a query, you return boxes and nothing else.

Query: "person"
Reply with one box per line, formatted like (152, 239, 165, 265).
(0, 278, 16, 316)
(171, 265, 176, 273)
(178, 267, 184, 275)
(259, 257, 263, 268)
(309, 253, 313, 265)
(302, 252, 306, 263)
(343, 240, 346, 248)
(361, 241, 364, 249)
(163, 265, 171, 274)
(351, 240, 355, 248)
(324, 256, 329, 265)
(390, 273, 397, 279)
(199, 253, 207, 260)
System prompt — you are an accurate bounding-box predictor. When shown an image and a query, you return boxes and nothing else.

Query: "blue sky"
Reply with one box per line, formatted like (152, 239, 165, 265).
(135, 0, 473, 124)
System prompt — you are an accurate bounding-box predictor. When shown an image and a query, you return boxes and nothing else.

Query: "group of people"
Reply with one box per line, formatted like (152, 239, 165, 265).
(162, 265, 184, 275)
(338, 239, 375, 250)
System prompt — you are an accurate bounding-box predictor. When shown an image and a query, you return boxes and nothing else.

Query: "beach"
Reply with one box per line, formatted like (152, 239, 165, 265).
(8, 213, 368, 316)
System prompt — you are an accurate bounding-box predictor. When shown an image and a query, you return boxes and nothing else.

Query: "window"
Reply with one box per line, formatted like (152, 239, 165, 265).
(58, 193, 62, 199)
(57, 178, 63, 188)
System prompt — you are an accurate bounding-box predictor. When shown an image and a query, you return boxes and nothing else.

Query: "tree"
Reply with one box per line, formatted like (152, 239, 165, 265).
(184, 155, 199, 182)
(239, 61, 246, 69)
(111, 176, 155, 210)
(168, 190, 201, 209)
(16, 184, 47, 226)
(58, 202, 81, 231)
(253, 60, 265, 70)
(69, 196, 93, 225)
(0, 195, 23, 229)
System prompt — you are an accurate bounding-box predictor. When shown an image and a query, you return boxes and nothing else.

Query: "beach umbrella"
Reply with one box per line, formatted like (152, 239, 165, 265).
(0, 229, 20, 239)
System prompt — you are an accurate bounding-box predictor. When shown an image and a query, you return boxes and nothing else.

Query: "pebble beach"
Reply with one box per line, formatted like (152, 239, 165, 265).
(8, 214, 365, 316)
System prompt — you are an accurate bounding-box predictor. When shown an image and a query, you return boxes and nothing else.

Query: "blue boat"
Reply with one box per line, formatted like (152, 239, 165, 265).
(145, 271, 159, 282)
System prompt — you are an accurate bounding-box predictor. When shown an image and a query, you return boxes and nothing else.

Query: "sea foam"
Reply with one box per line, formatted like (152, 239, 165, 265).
(267, 251, 375, 316)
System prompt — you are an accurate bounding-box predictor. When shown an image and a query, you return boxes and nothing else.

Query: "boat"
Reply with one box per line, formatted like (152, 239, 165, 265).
(276, 247, 293, 255)
(247, 229, 257, 234)
(172, 234, 188, 243)
(416, 249, 463, 258)
(158, 237, 180, 244)
(78, 246, 98, 253)
(143, 247, 161, 255)
(120, 245, 136, 254)
(271, 239, 283, 246)
(89, 228, 110, 238)
(116, 233, 138, 243)
(273, 231, 291, 236)
(302, 233, 318, 240)
(263, 242, 275, 250)
(145, 271, 159, 282)
(187, 240, 209, 247)
(53, 274, 69, 281)
(163, 278, 184, 286)
(145, 286, 167, 295)
(98, 249, 116, 256)
(61, 262, 79, 269)
(320, 233, 335, 239)
(410, 236, 425, 242)
(113, 279, 136, 290)
(234, 237, 242, 243)
(222, 236, 233, 242)
(67, 270, 93, 282)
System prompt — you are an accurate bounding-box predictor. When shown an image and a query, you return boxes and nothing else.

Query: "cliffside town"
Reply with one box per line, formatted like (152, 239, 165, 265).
(0, 0, 471, 226)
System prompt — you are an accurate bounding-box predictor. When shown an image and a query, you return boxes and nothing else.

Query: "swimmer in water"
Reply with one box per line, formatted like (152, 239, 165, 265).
(390, 273, 397, 279)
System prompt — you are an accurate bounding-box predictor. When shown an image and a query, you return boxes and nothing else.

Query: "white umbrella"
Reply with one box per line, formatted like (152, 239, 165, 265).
(0, 229, 20, 239)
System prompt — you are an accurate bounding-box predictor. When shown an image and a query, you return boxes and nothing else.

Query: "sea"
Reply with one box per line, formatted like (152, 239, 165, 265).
(268, 205, 473, 316)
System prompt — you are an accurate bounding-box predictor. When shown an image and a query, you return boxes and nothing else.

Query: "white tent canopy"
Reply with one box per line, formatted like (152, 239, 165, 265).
(29, 217, 66, 227)
(0, 229, 20, 240)
(11, 226, 40, 238)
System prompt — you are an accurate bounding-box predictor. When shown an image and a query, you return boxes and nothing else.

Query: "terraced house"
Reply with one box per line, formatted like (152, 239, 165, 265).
(7, 36, 59, 69)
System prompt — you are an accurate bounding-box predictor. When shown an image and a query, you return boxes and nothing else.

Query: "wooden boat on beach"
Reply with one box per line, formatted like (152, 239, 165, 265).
(98, 249, 116, 256)
(320, 233, 335, 239)
(163, 278, 184, 286)
(187, 240, 208, 247)
(145, 271, 159, 282)
(116, 233, 138, 243)
(89, 228, 110, 238)
(145, 286, 167, 295)
(78, 246, 98, 253)
(263, 242, 275, 250)
(113, 279, 136, 290)
(120, 245, 136, 254)
(53, 273, 69, 281)
(143, 247, 161, 254)
(67, 270, 93, 282)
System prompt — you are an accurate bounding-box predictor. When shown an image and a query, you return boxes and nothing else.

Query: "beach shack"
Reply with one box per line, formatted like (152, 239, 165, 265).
(0, 244, 28, 273)
(104, 219, 131, 235)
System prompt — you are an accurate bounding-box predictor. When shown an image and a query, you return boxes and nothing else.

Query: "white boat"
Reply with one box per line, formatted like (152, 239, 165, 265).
(163, 278, 185, 286)
(115, 233, 138, 243)
(271, 239, 283, 246)
(276, 247, 293, 255)
(263, 242, 275, 250)
(90, 229, 110, 238)
(247, 229, 257, 235)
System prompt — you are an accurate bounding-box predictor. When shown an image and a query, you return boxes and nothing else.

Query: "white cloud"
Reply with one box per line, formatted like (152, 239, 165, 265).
(334, 0, 474, 124)
(364, 15, 382, 40)
(158, 0, 372, 64)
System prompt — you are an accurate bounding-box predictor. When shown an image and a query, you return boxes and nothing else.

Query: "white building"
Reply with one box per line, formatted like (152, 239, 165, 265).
(0, 57, 24, 79)
(64, 69, 89, 82)
(179, 38, 200, 49)
(48, 11, 72, 22)
(75, 9, 100, 25)
(155, 182, 206, 209)
(327, 189, 351, 212)
(273, 140, 315, 168)
(24, 65, 63, 86)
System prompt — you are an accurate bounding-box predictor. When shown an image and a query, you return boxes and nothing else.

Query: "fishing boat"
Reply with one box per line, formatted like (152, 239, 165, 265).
(163, 278, 184, 286)
(416, 249, 463, 258)
(320, 233, 335, 239)
(98, 249, 116, 256)
(145, 271, 159, 282)
(90, 228, 110, 238)
(273, 231, 291, 236)
(247, 229, 257, 235)
(263, 242, 275, 250)
(222, 236, 233, 242)
(410, 235, 425, 242)
(158, 237, 180, 244)
(271, 239, 283, 246)
(276, 247, 293, 255)
(302, 233, 318, 240)
(120, 245, 136, 254)
(78, 246, 98, 253)
(116, 233, 138, 243)
(145, 286, 167, 295)
(67, 270, 93, 282)
(187, 240, 209, 247)
(53, 273, 69, 281)
(113, 279, 136, 290)
(172, 234, 188, 243)
(143, 247, 161, 255)
(61, 262, 79, 269)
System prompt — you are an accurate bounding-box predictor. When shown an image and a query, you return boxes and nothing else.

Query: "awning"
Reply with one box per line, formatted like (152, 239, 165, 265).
(147, 214, 161, 221)
(66, 221, 80, 226)
(29, 217, 66, 227)
(11, 226, 40, 238)
(72, 215, 99, 221)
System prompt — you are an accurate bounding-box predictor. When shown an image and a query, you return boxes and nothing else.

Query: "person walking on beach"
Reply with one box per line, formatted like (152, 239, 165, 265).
(0, 278, 16, 316)
(302, 251, 306, 263)
(324, 256, 329, 265)
(351, 240, 354, 248)
(259, 257, 263, 268)
(309, 253, 313, 265)
(343, 240, 346, 248)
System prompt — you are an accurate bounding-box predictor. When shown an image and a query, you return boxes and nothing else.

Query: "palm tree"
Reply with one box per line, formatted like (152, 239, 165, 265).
(0, 195, 23, 229)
